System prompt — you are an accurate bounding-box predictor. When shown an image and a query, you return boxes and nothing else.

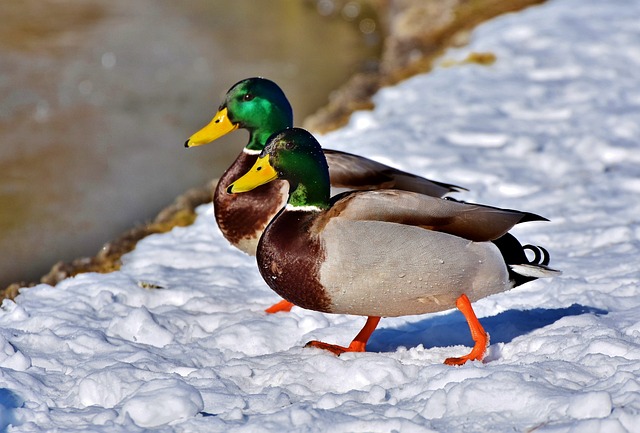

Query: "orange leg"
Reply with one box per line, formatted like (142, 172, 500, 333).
(444, 294, 489, 366)
(265, 299, 295, 314)
(306, 316, 381, 356)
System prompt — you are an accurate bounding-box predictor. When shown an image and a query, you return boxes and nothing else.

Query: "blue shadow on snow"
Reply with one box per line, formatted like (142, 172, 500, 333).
(0, 388, 22, 433)
(367, 304, 607, 353)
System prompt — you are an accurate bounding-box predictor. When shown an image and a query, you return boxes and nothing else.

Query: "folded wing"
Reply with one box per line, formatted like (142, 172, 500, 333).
(323, 189, 546, 242)
(324, 149, 463, 198)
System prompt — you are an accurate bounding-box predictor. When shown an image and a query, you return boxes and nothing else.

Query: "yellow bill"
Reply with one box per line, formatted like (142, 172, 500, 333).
(185, 107, 239, 148)
(227, 154, 278, 193)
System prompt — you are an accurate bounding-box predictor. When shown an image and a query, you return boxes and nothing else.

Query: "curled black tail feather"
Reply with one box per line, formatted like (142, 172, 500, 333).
(493, 234, 559, 287)
(523, 244, 550, 266)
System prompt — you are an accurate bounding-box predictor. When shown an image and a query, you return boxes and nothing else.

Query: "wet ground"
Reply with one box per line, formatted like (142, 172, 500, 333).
(0, 0, 379, 288)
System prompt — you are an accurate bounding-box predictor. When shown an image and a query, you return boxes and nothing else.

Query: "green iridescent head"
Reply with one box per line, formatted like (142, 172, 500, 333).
(185, 77, 294, 151)
(228, 128, 330, 209)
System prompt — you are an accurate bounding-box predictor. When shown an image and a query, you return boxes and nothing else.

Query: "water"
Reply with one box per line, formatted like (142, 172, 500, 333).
(0, 0, 380, 287)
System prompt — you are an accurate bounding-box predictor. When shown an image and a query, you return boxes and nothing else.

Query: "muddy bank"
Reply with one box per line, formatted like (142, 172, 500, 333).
(2, 0, 545, 300)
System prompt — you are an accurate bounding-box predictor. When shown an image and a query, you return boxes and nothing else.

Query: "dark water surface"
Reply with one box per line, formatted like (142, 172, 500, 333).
(0, 0, 379, 287)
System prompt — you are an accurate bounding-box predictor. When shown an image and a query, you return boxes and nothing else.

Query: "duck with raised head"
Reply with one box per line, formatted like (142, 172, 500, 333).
(227, 127, 560, 365)
(185, 78, 463, 313)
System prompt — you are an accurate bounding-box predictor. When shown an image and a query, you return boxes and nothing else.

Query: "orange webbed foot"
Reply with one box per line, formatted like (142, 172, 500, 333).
(305, 340, 361, 356)
(265, 299, 295, 314)
(443, 337, 489, 366)
(304, 316, 381, 356)
(444, 294, 489, 366)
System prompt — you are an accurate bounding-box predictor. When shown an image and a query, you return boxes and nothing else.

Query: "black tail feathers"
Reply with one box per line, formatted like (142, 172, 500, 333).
(493, 234, 561, 287)
(522, 244, 550, 266)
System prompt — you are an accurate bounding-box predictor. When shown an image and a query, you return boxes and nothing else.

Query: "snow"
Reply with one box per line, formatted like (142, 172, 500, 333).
(2, 0, 640, 431)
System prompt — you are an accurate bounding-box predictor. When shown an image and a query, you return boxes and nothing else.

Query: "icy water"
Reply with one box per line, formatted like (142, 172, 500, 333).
(0, 0, 379, 287)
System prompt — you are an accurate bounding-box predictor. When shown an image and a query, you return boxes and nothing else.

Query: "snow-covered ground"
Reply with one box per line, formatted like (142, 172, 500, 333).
(2, 0, 640, 431)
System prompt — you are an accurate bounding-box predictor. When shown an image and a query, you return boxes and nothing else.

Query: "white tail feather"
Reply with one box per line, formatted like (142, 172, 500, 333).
(510, 264, 562, 279)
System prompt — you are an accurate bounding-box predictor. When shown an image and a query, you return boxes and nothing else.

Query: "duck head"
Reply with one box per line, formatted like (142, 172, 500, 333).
(185, 77, 293, 151)
(228, 128, 330, 209)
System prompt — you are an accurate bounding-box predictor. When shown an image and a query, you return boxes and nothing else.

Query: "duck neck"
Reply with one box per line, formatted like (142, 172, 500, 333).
(288, 183, 330, 210)
(286, 160, 331, 211)
(246, 128, 274, 152)
(245, 106, 292, 152)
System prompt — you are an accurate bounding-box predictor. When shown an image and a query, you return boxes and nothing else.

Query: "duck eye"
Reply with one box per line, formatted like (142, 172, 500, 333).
(242, 93, 255, 102)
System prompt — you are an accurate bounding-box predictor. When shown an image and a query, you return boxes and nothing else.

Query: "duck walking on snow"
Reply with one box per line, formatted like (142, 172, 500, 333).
(227, 127, 560, 365)
(185, 77, 463, 313)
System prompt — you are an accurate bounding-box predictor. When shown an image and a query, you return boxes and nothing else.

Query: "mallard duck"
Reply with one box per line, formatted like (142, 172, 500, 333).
(227, 127, 560, 365)
(185, 78, 463, 313)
